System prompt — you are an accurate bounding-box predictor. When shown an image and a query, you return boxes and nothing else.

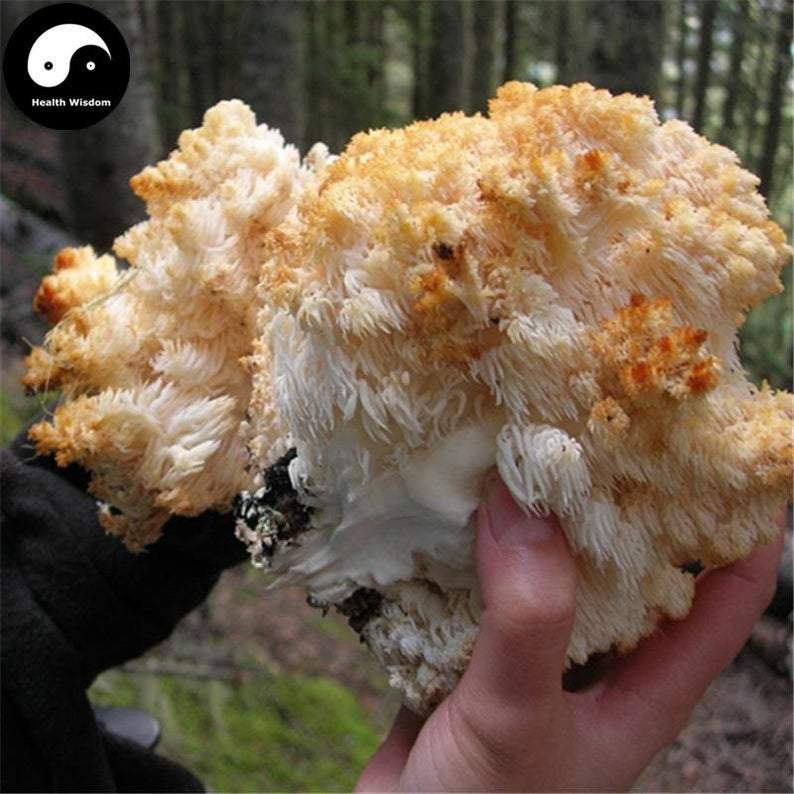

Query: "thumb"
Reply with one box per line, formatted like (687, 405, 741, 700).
(393, 478, 580, 792)
(458, 475, 578, 710)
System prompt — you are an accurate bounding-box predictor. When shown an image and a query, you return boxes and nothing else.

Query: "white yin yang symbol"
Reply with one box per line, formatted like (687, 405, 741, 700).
(27, 24, 111, 88)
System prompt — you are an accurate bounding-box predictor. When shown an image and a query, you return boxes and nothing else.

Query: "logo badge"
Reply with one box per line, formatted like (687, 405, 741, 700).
(3, 3, 130, 130)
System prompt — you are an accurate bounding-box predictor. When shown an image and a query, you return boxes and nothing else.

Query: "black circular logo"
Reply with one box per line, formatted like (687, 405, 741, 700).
(3, 3, 129, 130)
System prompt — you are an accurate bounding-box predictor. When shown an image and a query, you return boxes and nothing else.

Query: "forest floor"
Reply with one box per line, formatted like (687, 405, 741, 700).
(87, 565, 793, 793)
(3, 196, 792, 793)
(90, 572, 399, 792)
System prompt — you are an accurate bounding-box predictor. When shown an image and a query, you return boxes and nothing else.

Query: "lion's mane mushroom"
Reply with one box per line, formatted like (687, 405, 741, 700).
(23, 100, 331, 548)
(25, 83, 792, 714)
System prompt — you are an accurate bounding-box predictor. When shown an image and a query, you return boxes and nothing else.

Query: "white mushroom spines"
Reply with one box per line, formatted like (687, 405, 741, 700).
(25, 83, 792, 713)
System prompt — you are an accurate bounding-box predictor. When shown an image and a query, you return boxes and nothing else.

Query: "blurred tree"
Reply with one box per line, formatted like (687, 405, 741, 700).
(691, 0, 716, 133)
(742, 8, 769, 165)
(60, 0, 161, 250)
(219, 4, 246, 99)
(555, 1, 589, 88)
(410, 0, 431, 119)
(758, 0, 793, 199)
(240, 0, 305, 149)
(364, 2, 387, 119)
(577, 1, 665, 99)
(183, 2, 218, 125)
(328, 1, 351, 147)
(344, 1, 386, 135)
(139, 3, 160, 107)
(675, 0, 689, 117)
(429, 0, 467, 114)
(151, 1, 191, 147)
(305, 1, 327, 146)
(719, 0, 749, 145)
(555, 1, 572, 84)
(470, 0, 497, 112)
(503, 0, 518, 83)
(304, 1, 388, 151)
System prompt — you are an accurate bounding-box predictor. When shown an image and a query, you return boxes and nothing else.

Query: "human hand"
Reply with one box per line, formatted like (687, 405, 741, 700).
(356, 477, 784, 792)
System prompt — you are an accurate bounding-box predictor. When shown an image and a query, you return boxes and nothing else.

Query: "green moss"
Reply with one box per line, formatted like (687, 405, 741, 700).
(307, 612, 361, 645)
(89, 670, 380, 792)
(1, 382, 60, 447)
(0, 390, 25, 446)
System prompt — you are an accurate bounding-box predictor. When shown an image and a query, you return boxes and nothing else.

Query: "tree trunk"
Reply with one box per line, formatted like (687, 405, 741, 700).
(305, 0, 324, 146)
(60, 0, 161, 251)
(555, 1, 571, 84)
(182, 1, 217, 125)
(219, 2, 245, 99)
(503, 0, 518, 83)
(690, 0, 717, 133)
(156, 1, 191, 148)
(323, 1, 386, 148)
(758, 0, 793, 198)
(428, 0, 467, 114)
(208, 2, 226, 102)
(470, 0, 496, 112)
(240, 0, 305, 149)
(674, 0, 688, 117)
(366, 2, 386, 117)
(578, 1, 664, 99)
(411, 1, 430, 119)
(742, 20, 768, 165)
(719, 0, 749, 145)
(140, 0, 159, 88)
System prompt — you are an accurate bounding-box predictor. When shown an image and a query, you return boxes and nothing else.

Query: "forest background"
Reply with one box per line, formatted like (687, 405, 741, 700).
(2, 0, 792, 389)
(1, 1, 792, 792)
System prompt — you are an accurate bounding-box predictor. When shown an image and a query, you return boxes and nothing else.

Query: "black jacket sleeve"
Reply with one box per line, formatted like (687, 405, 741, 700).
(1, 426, 249, 792)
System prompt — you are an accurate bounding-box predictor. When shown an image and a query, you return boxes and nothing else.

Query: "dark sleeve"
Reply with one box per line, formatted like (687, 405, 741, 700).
(1, 426, 248, 791)
(1, 433, 248, 681)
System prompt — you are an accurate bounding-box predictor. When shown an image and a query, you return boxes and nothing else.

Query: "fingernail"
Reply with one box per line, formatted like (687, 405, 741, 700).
(483, 476, 555, 546)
